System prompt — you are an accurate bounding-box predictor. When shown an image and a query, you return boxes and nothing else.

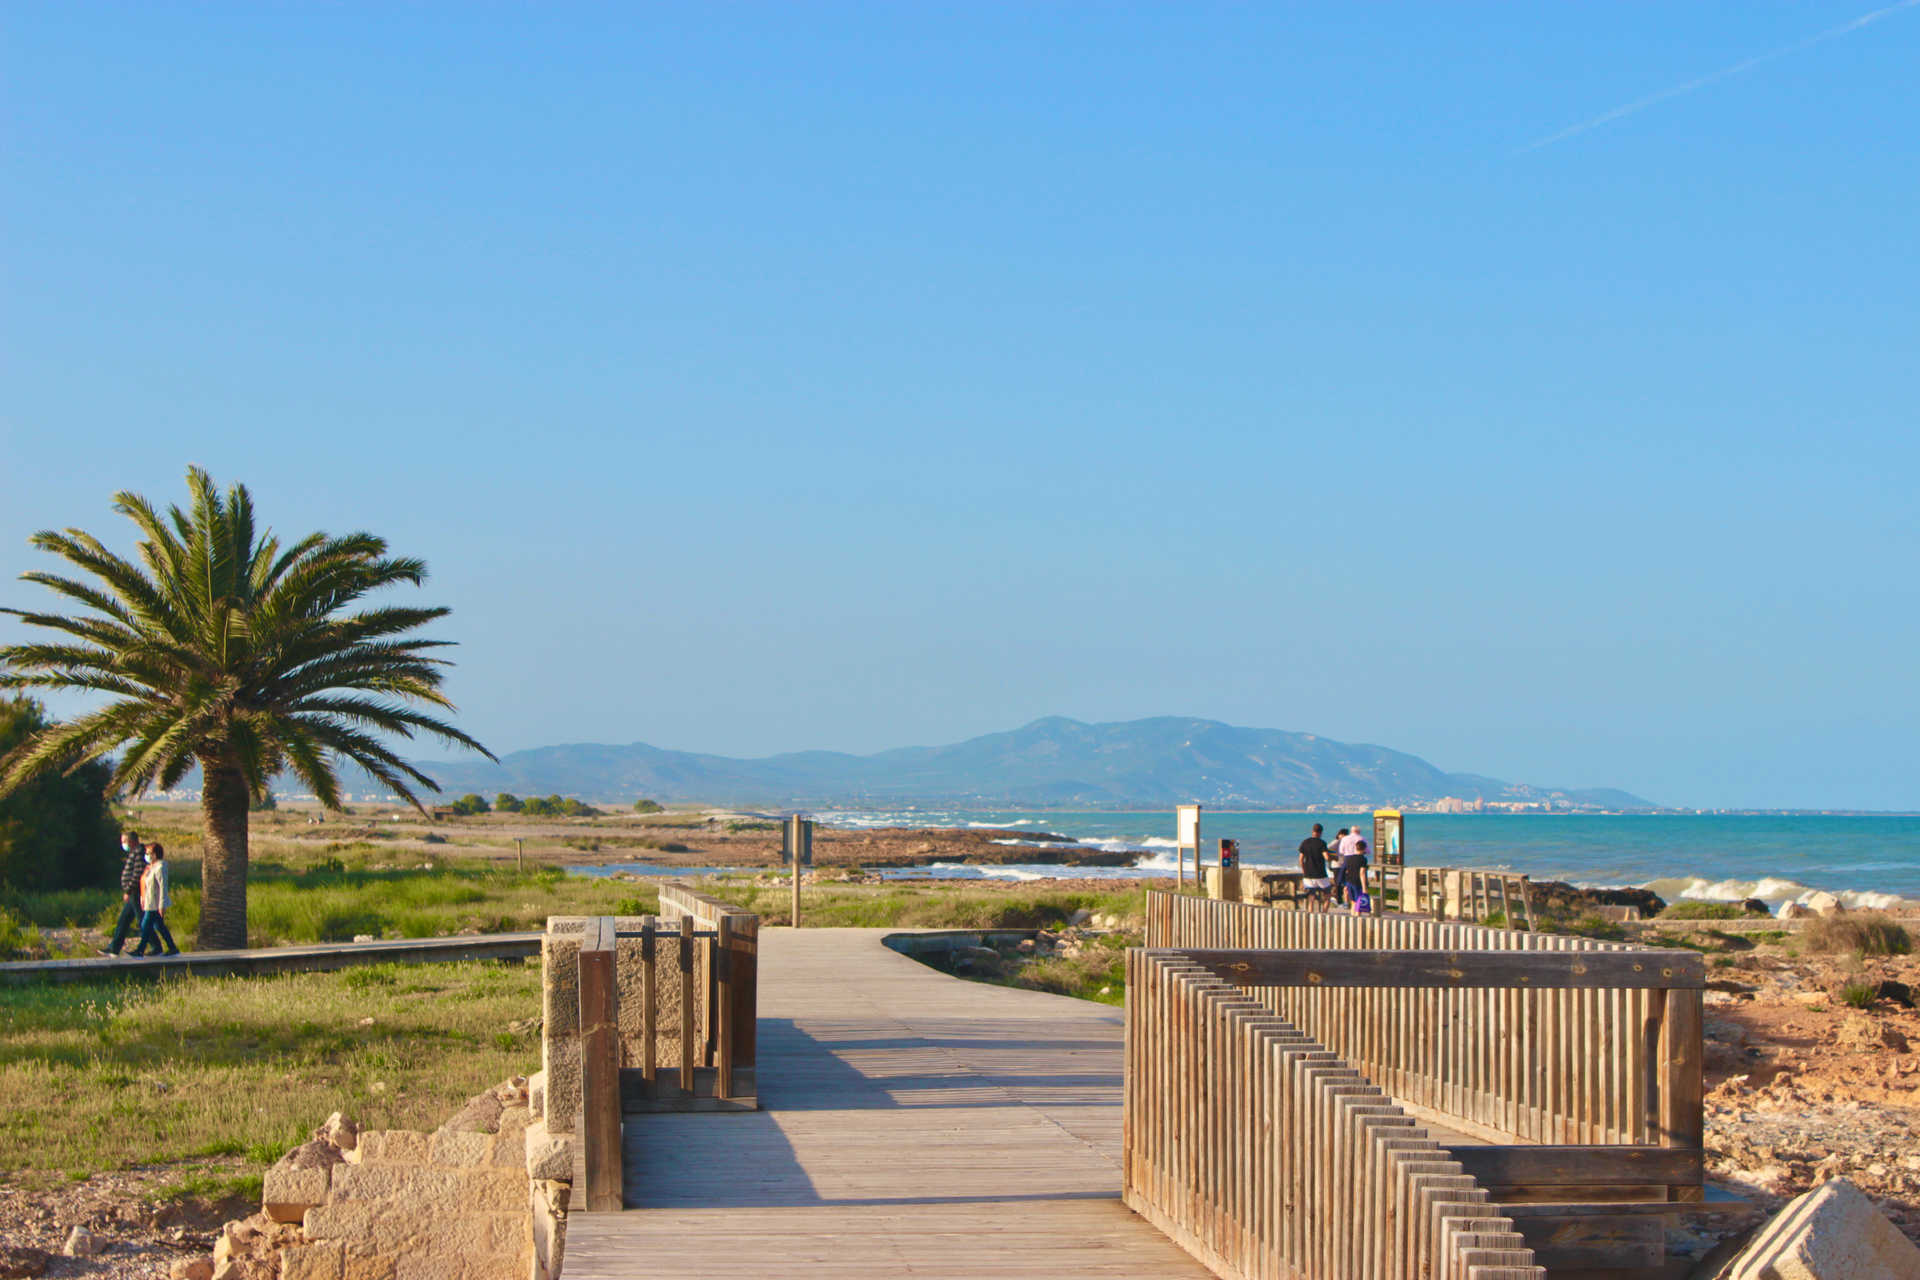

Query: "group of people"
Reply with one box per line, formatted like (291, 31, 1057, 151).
(1295, 822, 1372, 913)
(99, 829, 180, 958)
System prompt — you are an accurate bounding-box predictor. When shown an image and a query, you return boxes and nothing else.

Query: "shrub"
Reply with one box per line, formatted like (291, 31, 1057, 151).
(1801, 913, 1912, 957)
(0, 696, 119, 894)
(633, 799, 663, 814)
(1660, 901, 1747, 921)
(449, 794, 490, 817)
(1839, 980, 1875, 1009)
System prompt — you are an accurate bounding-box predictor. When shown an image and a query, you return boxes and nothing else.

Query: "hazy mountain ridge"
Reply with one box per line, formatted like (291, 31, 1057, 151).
(392, 716, 1655, 810)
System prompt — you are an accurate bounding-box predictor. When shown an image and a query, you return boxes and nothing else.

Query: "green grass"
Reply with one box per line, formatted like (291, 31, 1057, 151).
(706, 879, 1149, 930)
(1659, 901, 1750, 921)
(1839, 980, 1876, 1009)
(2, 846, 661, 953)
(0, 960, 542, 1187)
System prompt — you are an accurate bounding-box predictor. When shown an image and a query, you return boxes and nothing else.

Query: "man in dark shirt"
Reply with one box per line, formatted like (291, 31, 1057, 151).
(100, 830, 145, 956)
(1297, 823, 1332, 912)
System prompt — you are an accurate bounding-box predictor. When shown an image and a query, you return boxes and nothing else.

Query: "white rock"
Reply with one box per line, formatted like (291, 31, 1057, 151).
(63, 1225, 104, 1257)
(1802, 891, 1846, 917)
(1724, 1176, 1920, 1279)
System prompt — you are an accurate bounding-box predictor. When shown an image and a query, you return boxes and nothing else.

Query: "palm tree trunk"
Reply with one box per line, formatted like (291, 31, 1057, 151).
(197, 754, 250, 950)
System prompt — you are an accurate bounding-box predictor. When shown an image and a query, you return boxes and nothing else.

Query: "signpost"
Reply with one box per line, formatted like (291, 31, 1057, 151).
(1175, 804, 1202, 893)
(783, 814, 813, 928)
(1372, 808, 1405, 909)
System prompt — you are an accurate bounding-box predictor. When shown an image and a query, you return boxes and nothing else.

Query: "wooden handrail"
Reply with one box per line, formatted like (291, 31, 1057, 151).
(1144, 892, 1705, 1174)
(1124, 950, 1545, 1278)
(1163, 946, 1705, 990)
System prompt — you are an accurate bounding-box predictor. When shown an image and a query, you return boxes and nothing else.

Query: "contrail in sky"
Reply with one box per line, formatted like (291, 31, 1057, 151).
(1516, 0, 1920, 154)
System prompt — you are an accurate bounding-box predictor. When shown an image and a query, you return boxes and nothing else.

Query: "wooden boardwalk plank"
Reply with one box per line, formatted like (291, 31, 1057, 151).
(566, 928, 1209, 1278)
(0, 932, 541, 985)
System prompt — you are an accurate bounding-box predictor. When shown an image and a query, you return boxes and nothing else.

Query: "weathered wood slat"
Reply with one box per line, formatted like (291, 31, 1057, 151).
(1446, 1144, 1703, 1187)
(1164, 946, 1705, 990)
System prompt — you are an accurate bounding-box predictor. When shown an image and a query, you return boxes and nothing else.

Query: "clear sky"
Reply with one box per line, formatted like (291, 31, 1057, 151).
(4, 4, 1916, 810)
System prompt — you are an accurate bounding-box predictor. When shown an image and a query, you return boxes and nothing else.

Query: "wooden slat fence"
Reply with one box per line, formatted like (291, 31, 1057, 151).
(1401, 868, 1538, 930)
(1145, 892, 1704, 1161)
(1124, 948, 1546, 1280)
(545, 888, 760, 1213)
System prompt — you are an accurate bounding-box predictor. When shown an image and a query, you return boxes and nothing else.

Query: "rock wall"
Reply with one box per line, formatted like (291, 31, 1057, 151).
(208, 1076, 573, 1280)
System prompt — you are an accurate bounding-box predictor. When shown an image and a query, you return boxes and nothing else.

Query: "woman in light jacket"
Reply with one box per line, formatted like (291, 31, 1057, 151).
(131, 843, 181, 957)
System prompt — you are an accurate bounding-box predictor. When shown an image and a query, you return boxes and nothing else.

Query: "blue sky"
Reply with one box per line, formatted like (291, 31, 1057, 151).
(3, 4, 1916, 809)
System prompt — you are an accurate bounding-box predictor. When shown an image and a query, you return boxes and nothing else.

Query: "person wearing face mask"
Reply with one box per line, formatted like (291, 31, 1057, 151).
(129, 843, 181, 958)
(99, 829, 147, 957)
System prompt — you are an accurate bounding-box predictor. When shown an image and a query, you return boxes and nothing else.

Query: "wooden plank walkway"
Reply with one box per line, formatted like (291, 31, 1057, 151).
(564, 928, 1210, 1279)
(0, 932, 541, 985)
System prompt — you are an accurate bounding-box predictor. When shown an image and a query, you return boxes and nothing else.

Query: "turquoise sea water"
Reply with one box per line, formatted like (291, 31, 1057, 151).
(812, 809, 1920, 908)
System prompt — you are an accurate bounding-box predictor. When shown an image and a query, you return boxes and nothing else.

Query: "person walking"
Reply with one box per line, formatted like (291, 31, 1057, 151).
(1297, 823, 1332, 911)
(130, 843, 180, 957)
(99, 830, 146, 956)
(1341, 838, 1373, 914)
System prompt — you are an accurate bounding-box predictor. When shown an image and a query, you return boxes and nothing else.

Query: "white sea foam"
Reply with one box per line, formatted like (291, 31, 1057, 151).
(1638, 875, 1912, 911)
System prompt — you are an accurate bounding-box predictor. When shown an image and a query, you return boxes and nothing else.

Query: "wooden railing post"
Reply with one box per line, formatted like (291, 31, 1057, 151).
(578, 916, 622, 1213)
(727, 913, 757, 1091)
(678, 914, 696, 1095)
(1659, 986, 1705, 1201)
(639, 916, 657, 1100)
(716, 915, 735, 1100)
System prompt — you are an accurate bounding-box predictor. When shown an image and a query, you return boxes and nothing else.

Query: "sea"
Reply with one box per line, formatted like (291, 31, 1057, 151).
(803, 809, 1920, 909)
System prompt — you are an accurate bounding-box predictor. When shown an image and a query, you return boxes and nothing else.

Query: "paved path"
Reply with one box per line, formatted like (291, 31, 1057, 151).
(564, 928, 1208, 1279)
(0, 932, 541, 984)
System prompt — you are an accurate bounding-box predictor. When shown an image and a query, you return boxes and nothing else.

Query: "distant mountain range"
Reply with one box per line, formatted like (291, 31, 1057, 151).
(382, 716, 1655, 811)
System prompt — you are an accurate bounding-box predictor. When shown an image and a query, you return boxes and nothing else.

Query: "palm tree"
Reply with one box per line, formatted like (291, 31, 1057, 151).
(0, 467, 493, 949)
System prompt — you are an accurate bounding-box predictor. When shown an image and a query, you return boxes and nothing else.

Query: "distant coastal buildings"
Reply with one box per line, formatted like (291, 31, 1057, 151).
(1420, 796, 1562, 814)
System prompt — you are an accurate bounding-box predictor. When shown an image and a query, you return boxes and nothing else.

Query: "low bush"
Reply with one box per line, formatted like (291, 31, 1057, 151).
(1660, 902, 1748, 921)
(1839, 980, 1876, 1009)
(1801, 913, 1912, 957)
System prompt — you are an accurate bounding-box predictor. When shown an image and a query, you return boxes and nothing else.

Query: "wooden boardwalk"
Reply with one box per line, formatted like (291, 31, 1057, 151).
(0, 932, 541, 985)
(564, 928, 1210, 1279)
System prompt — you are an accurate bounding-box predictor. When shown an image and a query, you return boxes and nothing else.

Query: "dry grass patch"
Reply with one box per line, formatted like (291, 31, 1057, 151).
(0, 960, 542, 1188)
(1801, 912, 1913, 957)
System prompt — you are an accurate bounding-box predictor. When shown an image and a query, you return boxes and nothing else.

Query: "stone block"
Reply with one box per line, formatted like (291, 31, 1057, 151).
(355, 1130, 431, 1167)
(527, 1071, 545, 1120)
(264, 1140, 341, 1221)
(522, 1121, 572, 1182)
(494, 1106, 531, 1150)
(487, 1213, 530, 1256)
(1725, 1177, 1920, 1279)
(331, 1163, 463, 1206)
(530, 1180, 569, 1280)
(461, 1167, 532, 1213)
(339, 1255, 395, 1280)
(459, 1255, 525, 1280)
(391, 1256, 458, 1280)
(305, 1202, 380, 1244)
(278, 1245, 343, 1280)
(428, 1129, 491, 1168)
(406, 1217, 494, 1256)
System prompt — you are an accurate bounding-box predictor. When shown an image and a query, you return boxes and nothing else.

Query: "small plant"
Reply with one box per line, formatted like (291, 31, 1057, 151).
(1660, 901, 1748, 921)
(1839, 981, 1875, 1009)
(1801, 913, 1912, 958)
